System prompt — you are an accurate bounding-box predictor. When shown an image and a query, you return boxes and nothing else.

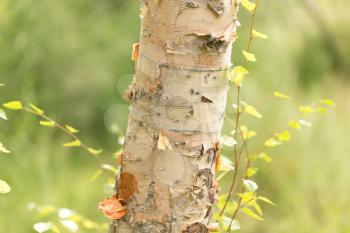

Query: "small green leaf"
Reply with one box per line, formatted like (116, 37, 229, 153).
(240, 0, 256, 12)
(39, 121, 56, 127)
(89, 169, 103, 182)
(245, 105, 262, 118)
(65, 125, 79, 134)
(276, 130, 291, 142)
(243, 179, 258, 192)
(288, 120, 301, 130)
(252, 29, 268, 39)
(0, 179, 11, 194)
(63, 140, 81, 147)
(50, 223, 61, 233)
(241, 207, 264, 221)
(0, 108, 7, 120)
(242, 50, 257, 62)
(0, 83, 4, 86)
(274, 91, 291, 100)
(319, 99, 335, 107)
(258, 196, 277, 206)
(264, 138, 282, 147)
(30, 103, 44, 115)
(3, 101, 22, 110)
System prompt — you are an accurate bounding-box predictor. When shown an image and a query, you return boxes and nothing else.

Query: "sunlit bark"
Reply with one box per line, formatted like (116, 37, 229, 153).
(110, 0, 239, 232)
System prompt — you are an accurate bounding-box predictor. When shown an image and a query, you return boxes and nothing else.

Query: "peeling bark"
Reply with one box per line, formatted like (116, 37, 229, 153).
(110, 0, 240, 232)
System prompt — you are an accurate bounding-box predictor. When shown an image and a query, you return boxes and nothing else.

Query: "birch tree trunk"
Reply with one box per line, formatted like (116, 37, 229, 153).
(110, 0, 239, 232)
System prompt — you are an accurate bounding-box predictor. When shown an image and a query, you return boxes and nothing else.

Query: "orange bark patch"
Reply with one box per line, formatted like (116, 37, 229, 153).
(99, 196, 126, 220)
(214, 142, 221, 171)
(118, 172, 137, 200)
(132, 42, 140, 63)
(117, 152, 124, 166)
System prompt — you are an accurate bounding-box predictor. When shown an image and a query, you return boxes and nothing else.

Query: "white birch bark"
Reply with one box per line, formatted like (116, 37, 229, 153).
(110, 0, 239, 232)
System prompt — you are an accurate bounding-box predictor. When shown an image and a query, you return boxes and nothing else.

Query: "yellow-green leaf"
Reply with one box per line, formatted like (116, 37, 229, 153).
(230, 66, 249, 86)
(299, 106, 315, 114)
(3, 101, 22, 110)
(240, 0, 256, 12)
(264, 138, 281, 147)
(288, 120, 301, 130)
(252, 201, 263, 216)
(246, 167, 258, 177)
(39, 121, 56, 127)
(274, 91, 291, 100)
(87, 147, 103, 155)
(243, 130, 257, 140)
(65, 125, 79, 134)
(63, 140, 81, 147)
(0, 84, 4, 87)
(0, 108, 7, 120)
(276, 130, 291, 142)
(241, 207, 264, 221)
(242, 50, 257, 62)
(30, 103, 44, 115)
(252, 29, 268, 39)
(255, 153, 272, 162)
(0, 179, 11, 194)
(0, 143, 10, 154)
(243, 179, 258, 192)
(319, 99, 335, 107)
(258, 196, 277, 206)
(89, 169, 103, 182)
(50, 223, 61, 233)
(245, 105, 262, 118)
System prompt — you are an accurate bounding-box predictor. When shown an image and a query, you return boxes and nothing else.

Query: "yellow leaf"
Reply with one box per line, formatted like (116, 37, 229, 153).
(29, 103, 44, 115)
(157, 131, 172, 151)
(240, 0, 256, 12)
(253, 152, 272, 162)
(299, 106, 314, 114)
(246, 167, 258, 177)
(65, 125, 79, 134)
(3, 101, 22, 110)
(264, 138, 281, 147)
(241, 207, 264, 221)
(63, 140, 81, 147)
(242, 50, 257, 62)
(252, 201, 263, 215)
(274, 91, 291, 100)
(0, 179, 11, 194)
(243, 130, 257, 140)
(245, 105, 262, 118)
(39, 121, 56, 127)
(258, 196, 277, 206)
(288, 120, 301, 130)
(319, 99, 335, 107)
(88, 147, 103, 155)
(276, 130, 291, 142)
(252, 29, 268, 39)
(230, 66, 249, 86)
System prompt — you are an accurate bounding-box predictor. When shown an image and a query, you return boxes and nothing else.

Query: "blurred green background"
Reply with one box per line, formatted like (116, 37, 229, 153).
(0, 0, 349, 232)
